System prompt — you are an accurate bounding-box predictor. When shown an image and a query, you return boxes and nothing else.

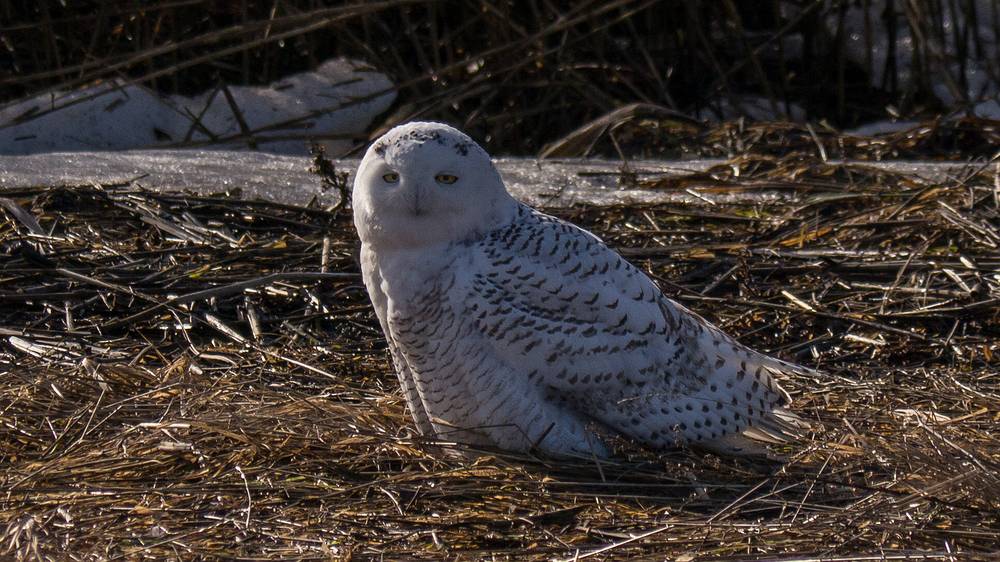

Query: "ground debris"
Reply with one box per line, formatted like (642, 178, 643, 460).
(1, 157, 998, 559)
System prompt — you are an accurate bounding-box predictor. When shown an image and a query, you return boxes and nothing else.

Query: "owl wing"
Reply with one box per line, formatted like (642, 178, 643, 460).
(457, 207, 807, 449)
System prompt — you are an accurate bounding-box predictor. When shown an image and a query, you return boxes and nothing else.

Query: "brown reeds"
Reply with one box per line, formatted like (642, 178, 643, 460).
(3, 1, 1000, 154)
(544, 111, 1000, 160)
(1, 144, 998, 559)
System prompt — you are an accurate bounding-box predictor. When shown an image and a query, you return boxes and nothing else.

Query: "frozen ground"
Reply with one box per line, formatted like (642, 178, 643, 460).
(0, 150, 983, 208)
(0, 59, 394, 156)
(0, 150, 718, 207)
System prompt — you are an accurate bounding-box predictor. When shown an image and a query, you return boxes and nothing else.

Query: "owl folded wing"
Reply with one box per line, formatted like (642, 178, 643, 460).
(457, 208, 807, 448)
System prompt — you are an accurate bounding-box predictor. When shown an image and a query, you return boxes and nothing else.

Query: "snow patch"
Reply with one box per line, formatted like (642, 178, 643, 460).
(0, 58, 395, 156)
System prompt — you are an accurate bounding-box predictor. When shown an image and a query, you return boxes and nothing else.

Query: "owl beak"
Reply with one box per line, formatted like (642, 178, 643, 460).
(411, 184, 427, 216)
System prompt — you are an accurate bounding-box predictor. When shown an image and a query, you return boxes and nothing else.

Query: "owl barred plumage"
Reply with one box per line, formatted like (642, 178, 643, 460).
(353, 121, 810, 458)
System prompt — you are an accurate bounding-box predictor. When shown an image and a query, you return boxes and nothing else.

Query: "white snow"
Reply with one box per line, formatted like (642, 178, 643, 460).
(0, 58, 395, 156)
(0, 152, 975, 209)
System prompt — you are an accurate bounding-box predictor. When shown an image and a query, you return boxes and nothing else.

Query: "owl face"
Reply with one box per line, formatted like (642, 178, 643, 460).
(353, 122, 516, 249)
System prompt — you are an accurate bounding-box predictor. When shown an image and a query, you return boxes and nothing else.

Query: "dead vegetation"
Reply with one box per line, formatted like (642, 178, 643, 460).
(544, 111, 1000, 160)
(3, 1, 1000, 559)
(1, 144, 999, 560)
(4, 1, 1000, 154)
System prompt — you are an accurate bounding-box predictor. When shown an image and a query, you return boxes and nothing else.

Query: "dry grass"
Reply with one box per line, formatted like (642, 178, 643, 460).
(2, 141, 999, 559)
(543, 110, 1000, 160)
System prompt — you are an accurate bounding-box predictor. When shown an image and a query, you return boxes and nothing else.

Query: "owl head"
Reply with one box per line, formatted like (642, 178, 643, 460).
(353, 122, 517, 249)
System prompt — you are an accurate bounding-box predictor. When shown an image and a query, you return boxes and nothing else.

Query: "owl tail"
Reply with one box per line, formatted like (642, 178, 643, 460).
(694, 351, 814, 458)
(697, 407, 809, 458)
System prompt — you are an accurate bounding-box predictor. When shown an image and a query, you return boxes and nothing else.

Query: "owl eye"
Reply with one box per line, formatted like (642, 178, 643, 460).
(382, 172, 399, 183)
(435, 174, 458, 184)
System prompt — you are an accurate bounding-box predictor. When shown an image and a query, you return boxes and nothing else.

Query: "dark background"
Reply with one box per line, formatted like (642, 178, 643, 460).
(2, 0, 997, 153)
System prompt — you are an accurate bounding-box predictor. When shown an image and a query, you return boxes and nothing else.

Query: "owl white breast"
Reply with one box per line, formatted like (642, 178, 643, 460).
(352, 121, 809, 458)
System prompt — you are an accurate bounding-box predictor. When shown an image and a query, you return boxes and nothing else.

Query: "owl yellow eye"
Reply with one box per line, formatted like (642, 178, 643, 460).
(382, 172, 399, 183)
(435, 174, 458, 184)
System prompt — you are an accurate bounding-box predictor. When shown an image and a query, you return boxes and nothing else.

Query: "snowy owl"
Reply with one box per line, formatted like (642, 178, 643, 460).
(353, 122, 810, 458)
